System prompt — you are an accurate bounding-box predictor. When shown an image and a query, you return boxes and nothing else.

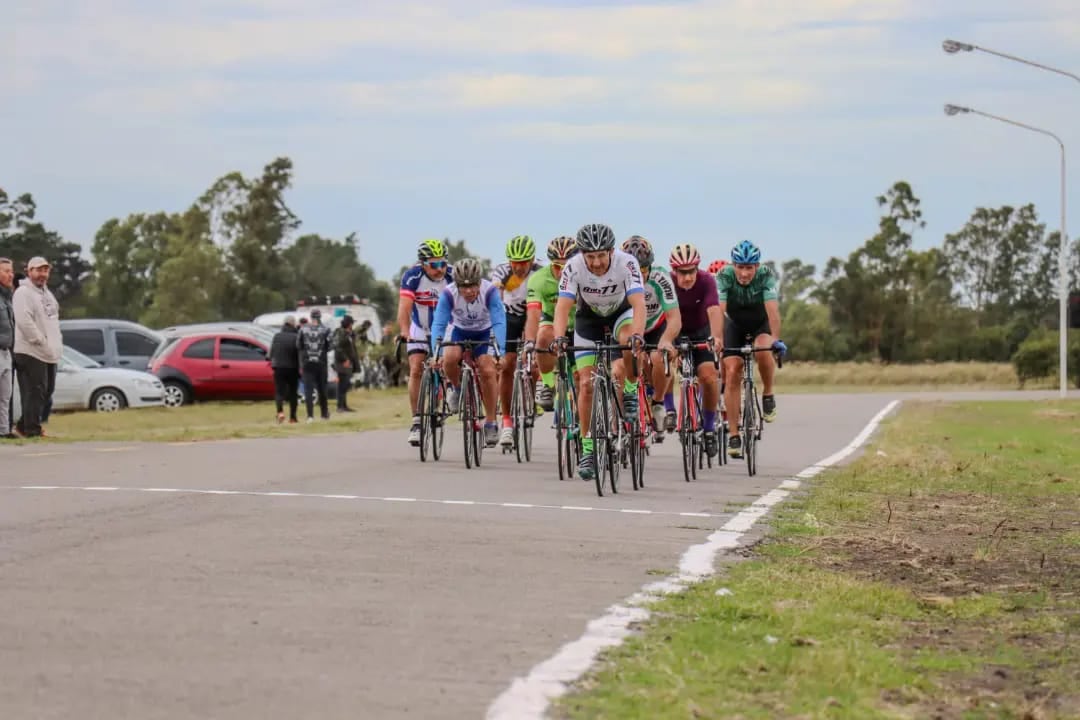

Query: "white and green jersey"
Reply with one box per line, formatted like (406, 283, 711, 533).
(644, 265, 677, 332)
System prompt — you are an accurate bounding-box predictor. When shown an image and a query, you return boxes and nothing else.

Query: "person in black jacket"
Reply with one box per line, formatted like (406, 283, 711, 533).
(270, 316, 301, 423)
(296, 308, 331, 422)
(333, 315, 360, 412)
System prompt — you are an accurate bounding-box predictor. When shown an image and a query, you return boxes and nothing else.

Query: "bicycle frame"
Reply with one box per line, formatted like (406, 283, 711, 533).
(722, 338, 782, 477)
(438, 333, 502, 469)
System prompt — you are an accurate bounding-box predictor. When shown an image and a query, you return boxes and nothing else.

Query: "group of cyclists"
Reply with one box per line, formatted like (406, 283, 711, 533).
(394, 225, 787, 481)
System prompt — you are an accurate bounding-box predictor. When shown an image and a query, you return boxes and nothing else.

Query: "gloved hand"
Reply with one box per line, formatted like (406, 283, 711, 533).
(522, 340, 536, 355)
(772, 339, 788, 357)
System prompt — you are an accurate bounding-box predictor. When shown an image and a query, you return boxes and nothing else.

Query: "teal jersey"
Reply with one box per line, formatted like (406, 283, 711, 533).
(715, 264, 779, 311)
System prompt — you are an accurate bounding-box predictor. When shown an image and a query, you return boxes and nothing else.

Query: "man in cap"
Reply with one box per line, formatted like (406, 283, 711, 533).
(0, 257, 16, 438)
(12, 256, 62, 438)
(296, 307, 331, 422)
(333, 314, 360, 412)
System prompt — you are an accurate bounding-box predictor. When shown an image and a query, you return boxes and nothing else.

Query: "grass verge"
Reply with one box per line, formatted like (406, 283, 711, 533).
(556, 399, 1080, 720)
(777, 361, 1054, 390)
(27, 388, 412, 443)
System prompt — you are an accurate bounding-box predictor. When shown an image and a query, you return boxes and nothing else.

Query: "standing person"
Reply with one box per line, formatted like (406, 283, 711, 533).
(270, 315, 301, 424)
(296, 308, 331, 422)
(0, 258, 15, 439)
(333, 315, 360, 412)
(12, 256, 62, 438)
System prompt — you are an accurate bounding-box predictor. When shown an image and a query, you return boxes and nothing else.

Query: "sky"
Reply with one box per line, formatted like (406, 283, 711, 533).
(5, 0, 1080, 282)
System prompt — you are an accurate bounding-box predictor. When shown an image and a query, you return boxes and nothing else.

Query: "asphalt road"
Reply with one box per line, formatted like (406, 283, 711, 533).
(0, 390, 1072, 719)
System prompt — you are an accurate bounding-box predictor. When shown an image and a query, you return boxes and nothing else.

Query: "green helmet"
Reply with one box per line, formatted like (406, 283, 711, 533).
(505, 235, 536, 262)
(417, 238, 447, 261)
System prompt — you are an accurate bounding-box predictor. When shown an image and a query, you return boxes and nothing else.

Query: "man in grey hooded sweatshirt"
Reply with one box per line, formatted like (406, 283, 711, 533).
(0, 258, 15, 438)
(13, 256, 62, 438)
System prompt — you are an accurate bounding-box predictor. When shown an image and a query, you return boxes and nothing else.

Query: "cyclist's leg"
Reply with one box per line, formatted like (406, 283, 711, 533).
(643, 323, 667, 430)
(753, 320, 778, 421)
(572, 325, 599, 477)
(721, 320, 746, 456)
(475, 346, 500, 446)
(686, 328, 718, 455)
(611, 307, 637, 418)
(535, 315, 557, 409)
(442, 334, 463, 415)
(499, 315, 525, 441)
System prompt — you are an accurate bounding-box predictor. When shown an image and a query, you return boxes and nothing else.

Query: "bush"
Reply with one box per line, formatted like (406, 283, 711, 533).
(1011, 330, 1080, 387)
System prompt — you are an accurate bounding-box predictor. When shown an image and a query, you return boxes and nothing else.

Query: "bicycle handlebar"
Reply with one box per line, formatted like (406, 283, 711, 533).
(722, 345, 784, 369)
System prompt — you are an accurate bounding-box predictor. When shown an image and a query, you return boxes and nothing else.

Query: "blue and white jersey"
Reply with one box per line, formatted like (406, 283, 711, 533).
(399, 263, 454, 331)
(430, 279, 507, 354)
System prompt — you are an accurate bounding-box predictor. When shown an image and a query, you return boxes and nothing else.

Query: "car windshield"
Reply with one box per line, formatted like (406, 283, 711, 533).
(62, 345, 102, 368)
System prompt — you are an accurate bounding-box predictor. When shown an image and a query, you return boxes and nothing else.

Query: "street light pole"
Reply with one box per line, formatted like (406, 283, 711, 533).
(942, 39, 1080, 87)
(943, 104, 1069, 396)
(942, 41, 1076, 397)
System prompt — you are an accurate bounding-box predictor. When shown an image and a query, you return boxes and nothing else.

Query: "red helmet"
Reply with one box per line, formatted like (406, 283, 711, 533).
(708, 259, 729, 274)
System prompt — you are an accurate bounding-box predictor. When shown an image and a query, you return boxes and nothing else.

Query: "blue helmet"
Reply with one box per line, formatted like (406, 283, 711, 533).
(731, 240, 761, 264)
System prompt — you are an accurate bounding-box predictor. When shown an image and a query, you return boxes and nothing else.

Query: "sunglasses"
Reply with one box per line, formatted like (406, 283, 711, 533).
(426, 259, 448, 269)
(674, 267, 698, 275)
(551, 261, 566, 270)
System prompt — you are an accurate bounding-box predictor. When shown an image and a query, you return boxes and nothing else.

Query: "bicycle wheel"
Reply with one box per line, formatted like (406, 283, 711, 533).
(473, 375, 485, 467)
(417, 369, 432, 462)
(519, 372, 534, 463)
(431, 374, 445, 461)
(511, 369, 524, 463)
(743, 379, 757, 476)
(462, 369, 476, 469)
(605, 379, 621, 495)
(635, 385, 648, 489)
(555, 373, 568, 480)
(591, 378, 610, 497)
(566, 371, 580, 480)
(679, 383, 694, 482)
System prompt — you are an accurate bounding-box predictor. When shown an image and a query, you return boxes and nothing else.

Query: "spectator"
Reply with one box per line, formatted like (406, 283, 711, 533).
(296, 307, 331, 422)
(333, 315, 360, 412)
(0, 258, 15, 439)
(13, 256, 62, 438)
(270, 315, 301, 424)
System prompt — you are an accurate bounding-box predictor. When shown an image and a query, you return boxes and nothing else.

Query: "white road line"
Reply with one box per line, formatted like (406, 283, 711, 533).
(93, 446, 135, 453)
(0, 485, 730, 519)
(485, 398, 901, 720)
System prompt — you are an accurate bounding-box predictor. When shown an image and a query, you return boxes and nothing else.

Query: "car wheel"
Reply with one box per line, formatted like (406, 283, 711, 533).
(91, 387, 128, 412)
(163, 381, 191, 407)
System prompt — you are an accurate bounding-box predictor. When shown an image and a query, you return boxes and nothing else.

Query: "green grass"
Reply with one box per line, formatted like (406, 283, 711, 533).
(556, 399, 1080, 720)
(24, 388, 412, 443)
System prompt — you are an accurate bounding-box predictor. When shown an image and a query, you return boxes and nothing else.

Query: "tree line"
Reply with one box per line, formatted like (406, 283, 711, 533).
(2, 161, 1078, 374)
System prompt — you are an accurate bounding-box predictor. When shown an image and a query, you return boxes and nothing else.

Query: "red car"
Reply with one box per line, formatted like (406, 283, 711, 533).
(150, 332, 276, 407)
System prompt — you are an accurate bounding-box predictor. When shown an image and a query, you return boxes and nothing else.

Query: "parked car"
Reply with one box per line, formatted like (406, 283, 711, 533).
(12, 346, 164, 417)
(60, 319, 164, 371)
(158, 322, 276, 346)
(149, 331, 340, 407)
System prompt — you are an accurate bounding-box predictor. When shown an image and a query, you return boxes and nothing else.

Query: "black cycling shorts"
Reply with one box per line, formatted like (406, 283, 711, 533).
(505, 313, 527, 351)
(644, 319, 667, 347)
(677, 326, 716, 369)
(722, 313, 771, 359)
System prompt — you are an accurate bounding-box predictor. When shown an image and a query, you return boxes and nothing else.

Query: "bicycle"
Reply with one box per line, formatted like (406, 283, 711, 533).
(561, 331, 638, 498)
(673, 336, 720, 482)
(397, 335, 448, 462)
(505, 342, 538, 463)
(621, 343, 669, 491)
(438, 333, 501, 469)
(721, 335, 783, 477)
(552, 347, 581, 481)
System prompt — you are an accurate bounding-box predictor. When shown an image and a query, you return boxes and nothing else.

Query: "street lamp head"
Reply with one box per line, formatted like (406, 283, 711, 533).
(942, 39, 975, 54)
(944, 103, 971, 116)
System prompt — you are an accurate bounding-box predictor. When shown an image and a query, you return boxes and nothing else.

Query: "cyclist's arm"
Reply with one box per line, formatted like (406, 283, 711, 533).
(661, 307, 682, 345)
(762, 269, 781, 340)
(554, 263, 577, 341)
(429, 290, 452, 356)
(396, 292, 415, 340)
(715, 301, 727, 349)
(765, 300, 781, 341)
(627, 291, 646, 337)
(523, 271, 546, 344)
(485, 285, 508, 355)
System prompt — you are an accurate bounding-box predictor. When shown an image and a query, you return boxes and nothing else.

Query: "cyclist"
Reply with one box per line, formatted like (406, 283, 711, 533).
(523, 236, 579, 409)
(716, 240, 786, 458)
(707, 259, 729, 275)
(552, 223, 646, 480)
(430, 257, 508, 448)
(621, 235, 680, 441)
(490, 235, 543, 447)
(397, 239, 454, 446)
(668, 243, 724, 458)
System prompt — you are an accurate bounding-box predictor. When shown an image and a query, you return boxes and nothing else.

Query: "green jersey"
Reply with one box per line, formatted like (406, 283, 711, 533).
(715, 264, 779, 311)
(643, 265, 678, 332)
(526, 264, 576, 330)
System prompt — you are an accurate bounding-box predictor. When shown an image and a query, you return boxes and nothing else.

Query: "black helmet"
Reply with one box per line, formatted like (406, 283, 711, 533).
(576, 223, 616, 252)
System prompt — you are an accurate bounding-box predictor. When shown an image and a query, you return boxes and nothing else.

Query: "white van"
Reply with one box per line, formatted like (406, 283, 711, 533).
(286, 295, 383, 344)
